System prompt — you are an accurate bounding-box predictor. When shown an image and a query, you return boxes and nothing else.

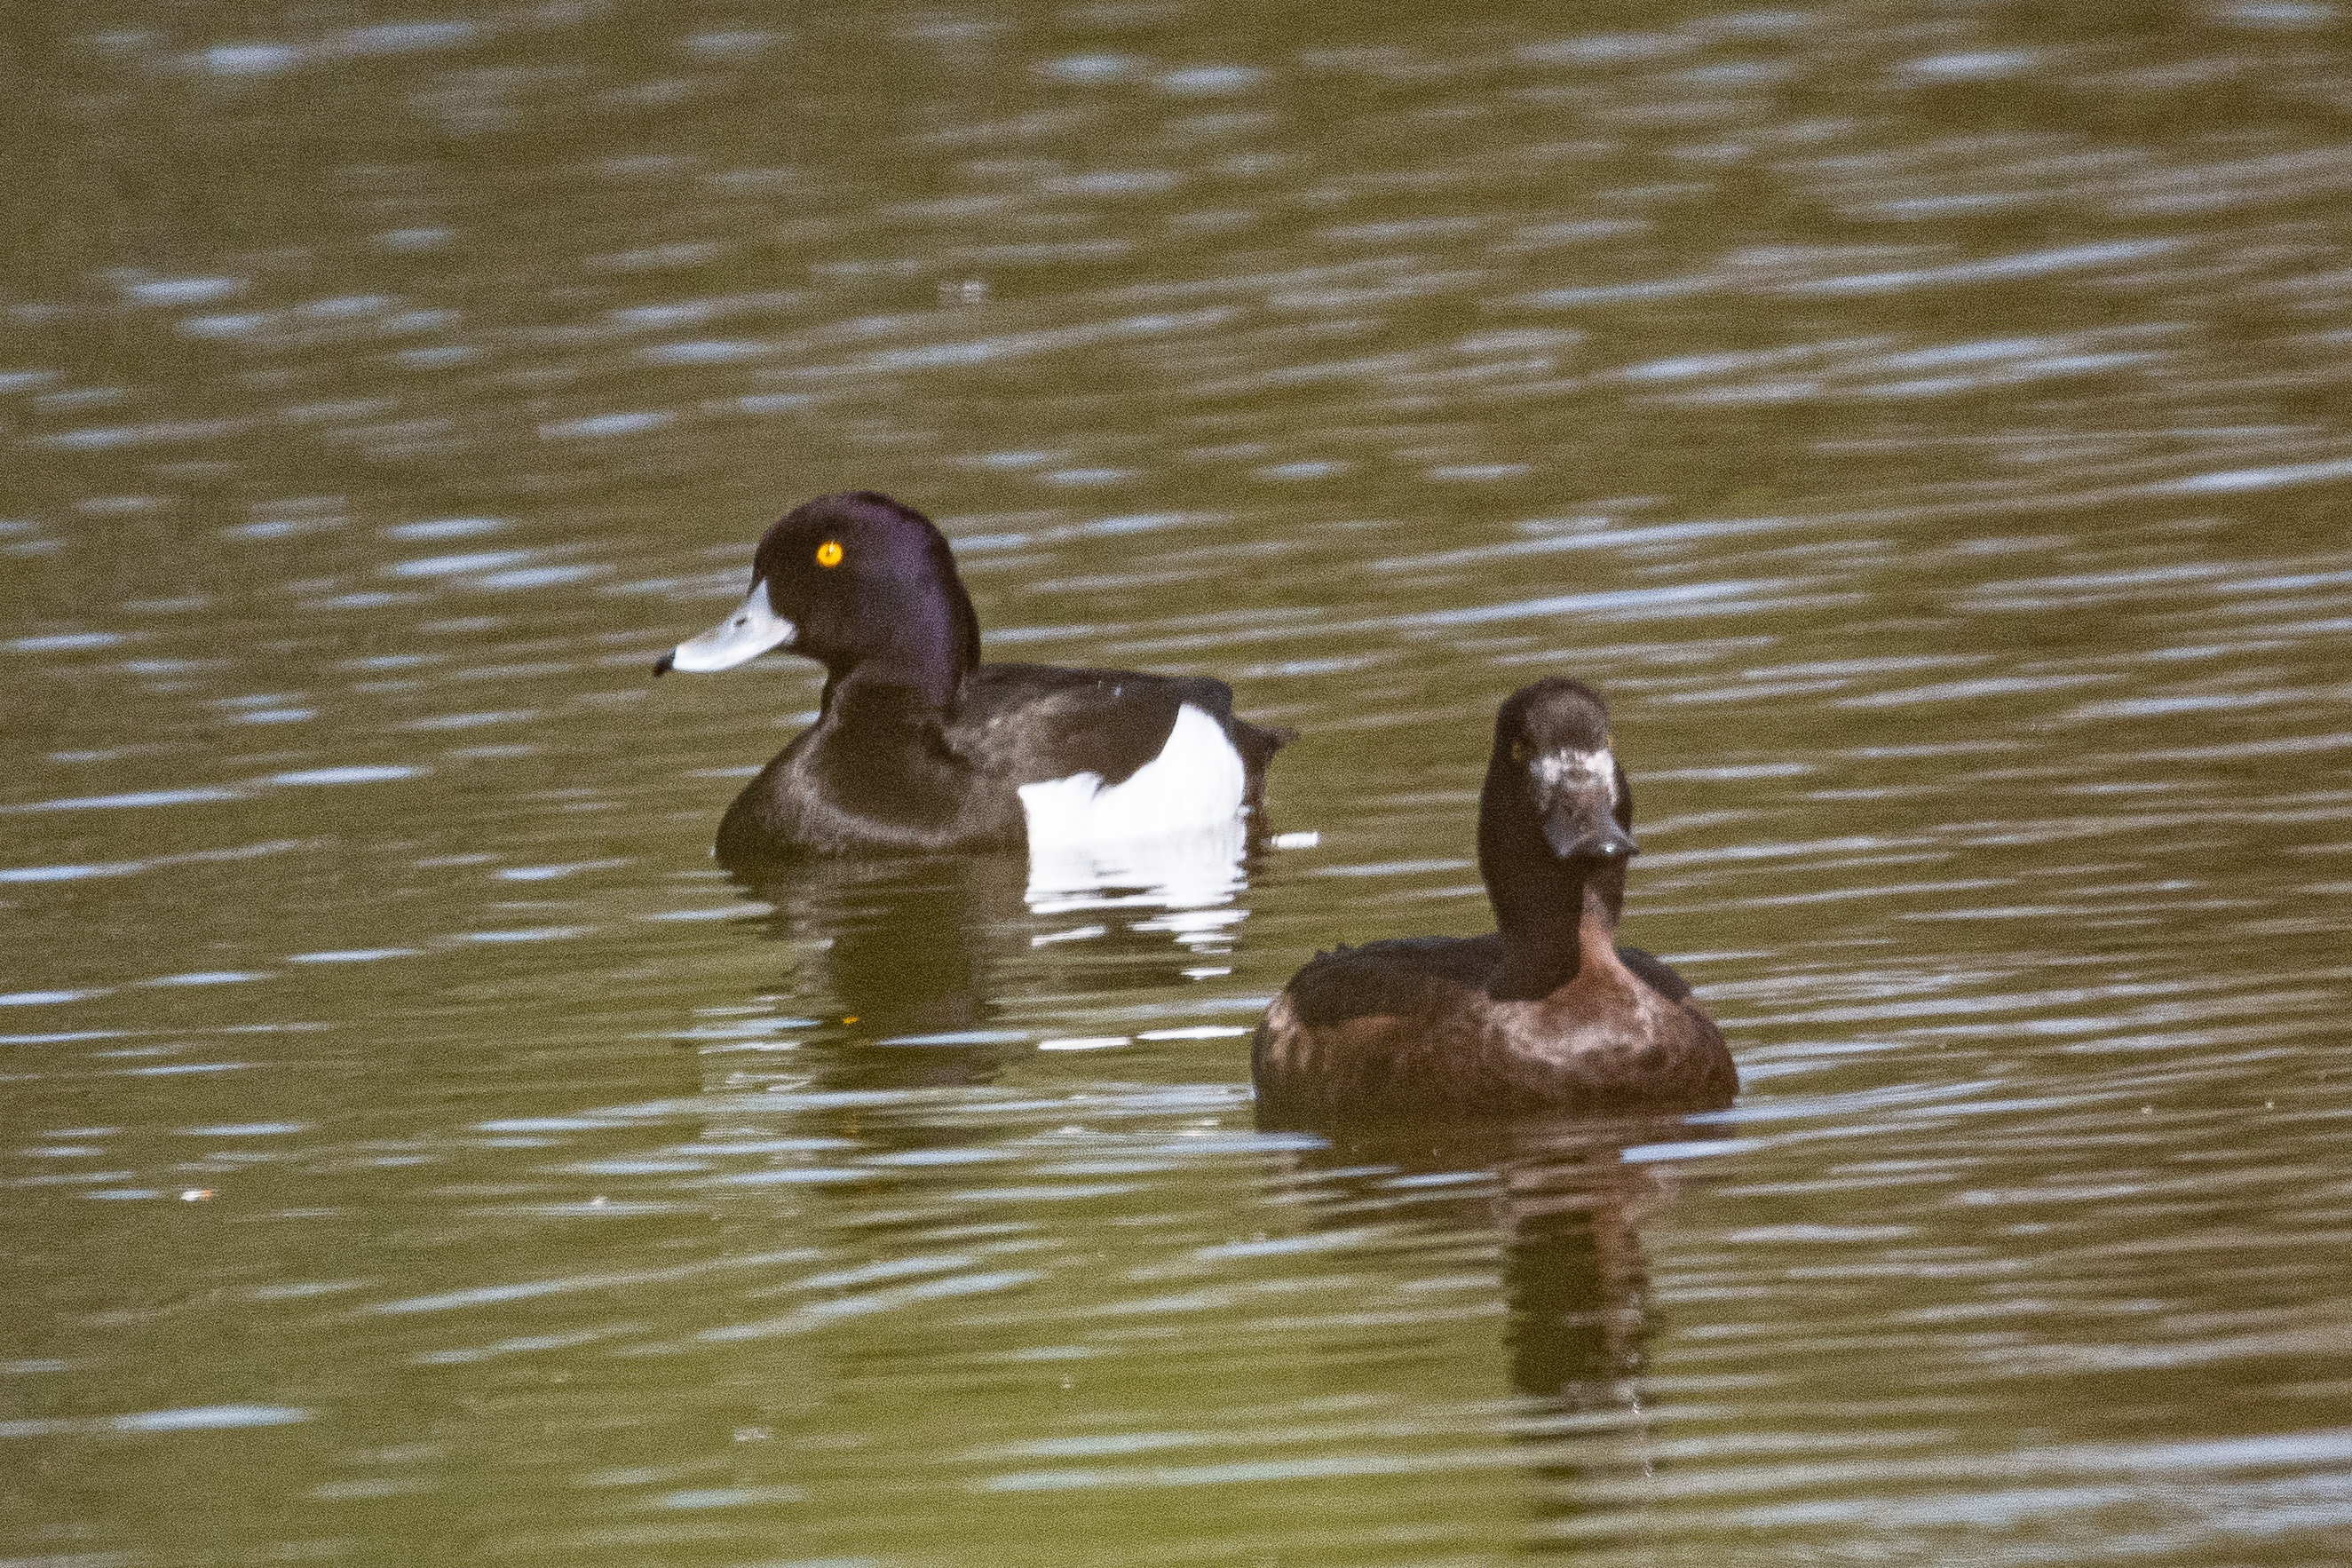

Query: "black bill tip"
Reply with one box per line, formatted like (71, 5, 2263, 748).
(1542, 811, 1638, 863)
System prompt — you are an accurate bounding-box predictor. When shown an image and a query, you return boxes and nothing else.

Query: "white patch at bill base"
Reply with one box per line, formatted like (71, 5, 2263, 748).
(1533, 747, 1617, 801)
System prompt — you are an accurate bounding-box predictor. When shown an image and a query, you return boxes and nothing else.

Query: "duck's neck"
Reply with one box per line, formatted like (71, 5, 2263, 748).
(818, 601, 970, 717)
(1489, 861, 1627, 1001)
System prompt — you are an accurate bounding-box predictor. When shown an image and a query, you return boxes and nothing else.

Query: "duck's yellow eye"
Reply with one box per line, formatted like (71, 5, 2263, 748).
(1510, 740, 1531, 764)
(814, 539, 843, 568)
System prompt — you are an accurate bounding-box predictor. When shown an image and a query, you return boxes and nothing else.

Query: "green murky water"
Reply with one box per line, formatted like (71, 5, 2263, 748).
(6, 3, 2352, 1563)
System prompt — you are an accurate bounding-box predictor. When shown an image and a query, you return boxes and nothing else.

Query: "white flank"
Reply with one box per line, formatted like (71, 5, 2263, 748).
(1018, 702, 1247, 851)
(1018, 704, 1252, 934)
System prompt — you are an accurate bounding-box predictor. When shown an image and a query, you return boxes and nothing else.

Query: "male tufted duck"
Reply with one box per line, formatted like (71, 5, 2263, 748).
(655, 491, 1292, 864)
(1253, 677, 1733, 1122)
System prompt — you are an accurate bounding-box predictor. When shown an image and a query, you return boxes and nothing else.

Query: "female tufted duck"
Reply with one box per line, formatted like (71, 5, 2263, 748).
(655, 491, 1292, 864)
(1252, 677, 1733, 1122)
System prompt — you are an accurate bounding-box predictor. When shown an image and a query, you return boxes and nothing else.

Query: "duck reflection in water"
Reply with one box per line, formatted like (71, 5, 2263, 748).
(1278, 1120, 1698, 1402)
(729, 823, 1261, 1092)
(1275, 1117, 1721, 1546)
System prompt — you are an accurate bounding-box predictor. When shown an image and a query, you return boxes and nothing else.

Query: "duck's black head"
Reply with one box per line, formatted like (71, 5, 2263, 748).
(654, 491, 982, 705)
(1477, 677, 1638, 940)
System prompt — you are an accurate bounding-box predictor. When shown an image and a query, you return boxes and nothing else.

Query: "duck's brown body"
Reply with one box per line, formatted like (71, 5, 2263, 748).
(1252, 915, 1734, 1124)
